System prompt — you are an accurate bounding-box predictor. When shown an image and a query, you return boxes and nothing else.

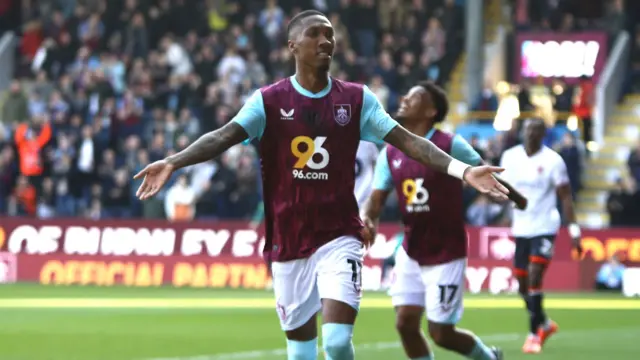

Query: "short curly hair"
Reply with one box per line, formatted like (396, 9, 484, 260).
(417, 81, 449, 123)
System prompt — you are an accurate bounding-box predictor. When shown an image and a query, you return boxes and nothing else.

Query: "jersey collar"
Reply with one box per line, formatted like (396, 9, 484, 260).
(290, 75, 332, 98)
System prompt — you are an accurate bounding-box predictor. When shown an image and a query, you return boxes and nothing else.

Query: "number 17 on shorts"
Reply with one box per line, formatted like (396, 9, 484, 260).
(424, 258, 466, 324)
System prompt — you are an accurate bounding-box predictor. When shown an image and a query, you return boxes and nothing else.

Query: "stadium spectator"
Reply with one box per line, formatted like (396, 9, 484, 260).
(351, 0, 378, 58)
(606, 177, 636, 227)
(628, 27, 640, 92)
(422, 17, 446, 63)
(2, 81, 28, 126)
(573, 75, 595, 145)
(0, 147, 18, 213)
(259, 0, 286, 49)
(467, 193, 508, 226)
(551, 80, 574, 113)
(9, 175, 37, 216)
(472, 82, 499, 122)
(165, 173, 196, 221)
(516, 81, 533, 111)
(14, 114, 51, 185)
(628, 140, 640, 184)
(368, 75, 390, 109)
(557, 133, 583, 199)
(603, 0, 627, 39)
(594, 253, 625, 292)
(469, 134, 486, 160)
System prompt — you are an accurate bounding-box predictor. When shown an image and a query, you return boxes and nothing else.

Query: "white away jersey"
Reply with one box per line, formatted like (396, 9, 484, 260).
(354, 141, 379, 208)
(499, 145, 569, 237)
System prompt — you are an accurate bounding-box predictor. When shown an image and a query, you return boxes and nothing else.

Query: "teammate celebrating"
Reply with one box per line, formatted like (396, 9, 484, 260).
(134, 10, 509, 360)
(499, 118, 582, 354)
(362, 81, 525, 360)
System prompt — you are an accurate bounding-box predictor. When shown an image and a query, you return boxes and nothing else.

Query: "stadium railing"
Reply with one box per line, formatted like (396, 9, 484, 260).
(464, 111, 573, 122)
(595, 31, 631, 146)
(0, 31, 16, 91)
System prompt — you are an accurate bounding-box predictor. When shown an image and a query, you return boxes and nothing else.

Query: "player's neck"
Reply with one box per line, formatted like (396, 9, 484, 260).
(294, 70, 329, 93)
(525, 144, 542, 156)
(404, 122, 432, 138)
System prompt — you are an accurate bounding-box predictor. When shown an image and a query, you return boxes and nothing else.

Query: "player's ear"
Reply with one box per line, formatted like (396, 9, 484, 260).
(426, 109, 437, 118)
(287, 40, 297, 54)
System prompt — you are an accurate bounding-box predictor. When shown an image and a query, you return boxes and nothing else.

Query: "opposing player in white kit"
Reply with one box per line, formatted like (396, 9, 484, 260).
(354, 141, 380, 208)
(499, 119, 583, 354)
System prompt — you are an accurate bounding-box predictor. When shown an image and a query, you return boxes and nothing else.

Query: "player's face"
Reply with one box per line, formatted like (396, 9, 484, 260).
(523, 120, 545, 148)
(396, 86, 436, 124)
(290, 16, 335, 72)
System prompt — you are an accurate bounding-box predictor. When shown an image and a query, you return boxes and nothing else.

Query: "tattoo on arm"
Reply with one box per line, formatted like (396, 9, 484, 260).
(363, 189, 390, 224)
(383, 126, 453, 173)
(166, 122, 248, 170)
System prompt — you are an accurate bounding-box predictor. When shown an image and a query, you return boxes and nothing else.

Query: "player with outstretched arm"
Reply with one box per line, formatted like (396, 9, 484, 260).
(134, 10, 509, 360)
(362, 81, 526, 360)
(498, 118, 582, 354)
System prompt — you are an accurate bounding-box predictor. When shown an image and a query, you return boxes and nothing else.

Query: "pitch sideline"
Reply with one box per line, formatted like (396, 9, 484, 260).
(0, 297, 637, 309)
(144, 327, 640, 360)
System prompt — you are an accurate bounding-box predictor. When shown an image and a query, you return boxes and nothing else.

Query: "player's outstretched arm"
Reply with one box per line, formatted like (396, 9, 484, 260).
(557, 183, 583, 256)
(166, 122, 248, 169)
(478, 160, 528, 210)
(493, 173, 528, 210)
(383, 126, 509, 199)
(384, 126, 455, 174)
(134, 122, 248, 200)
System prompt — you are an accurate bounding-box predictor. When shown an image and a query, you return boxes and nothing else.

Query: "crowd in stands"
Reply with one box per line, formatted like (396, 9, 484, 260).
(0, 0, 465, 222)
(608, 140, 640, 227)
(0, 0, 637, 228)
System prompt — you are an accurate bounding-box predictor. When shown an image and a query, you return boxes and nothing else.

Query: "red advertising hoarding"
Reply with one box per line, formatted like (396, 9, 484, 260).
(515, 32, 608, 84)
(0, 218, 638, 291)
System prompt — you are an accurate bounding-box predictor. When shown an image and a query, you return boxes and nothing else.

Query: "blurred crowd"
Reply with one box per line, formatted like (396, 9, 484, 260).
(511, 0, 629, 34)
(0, 0, 466, 221)
(608, 140, 640, 227)
(0, 0, 637, 228)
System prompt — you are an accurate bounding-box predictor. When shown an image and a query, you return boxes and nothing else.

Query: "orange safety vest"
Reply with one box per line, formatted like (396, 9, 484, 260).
(14, 122, 51, 176)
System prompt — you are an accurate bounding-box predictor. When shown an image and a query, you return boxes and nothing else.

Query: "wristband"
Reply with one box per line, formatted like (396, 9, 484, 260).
(568, 223, 581, 238)
(447, 159, 471, 180)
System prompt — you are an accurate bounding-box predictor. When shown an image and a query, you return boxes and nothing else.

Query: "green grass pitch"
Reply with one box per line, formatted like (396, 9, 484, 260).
(0, 284, 639, 359)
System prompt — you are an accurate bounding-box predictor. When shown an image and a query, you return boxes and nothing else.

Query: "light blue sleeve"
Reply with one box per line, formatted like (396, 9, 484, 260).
(231, 90, 266, 140)
(372, 149, 394, 191)
(451, 134, 482, 166)
(360, 85, 399, 144)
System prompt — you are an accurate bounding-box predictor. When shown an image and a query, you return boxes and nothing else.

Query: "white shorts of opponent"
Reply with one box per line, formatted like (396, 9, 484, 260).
(388, 247, 466, 324)
(272, 236, 365, 331)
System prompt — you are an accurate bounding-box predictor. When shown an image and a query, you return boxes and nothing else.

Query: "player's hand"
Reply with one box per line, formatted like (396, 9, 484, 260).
(134, 160, 175, 200)
(463, 166, 509, 200)
(572, 237, 583, 258)
(360, 216, 376, 248)
(515, 196, 528, 210)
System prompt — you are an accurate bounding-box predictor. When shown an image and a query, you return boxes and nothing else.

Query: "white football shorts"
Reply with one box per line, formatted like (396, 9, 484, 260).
(272, 236, 365, 331)
(388, 247, 466, 324)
